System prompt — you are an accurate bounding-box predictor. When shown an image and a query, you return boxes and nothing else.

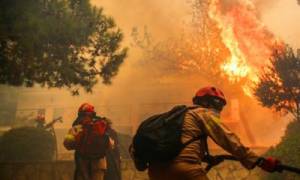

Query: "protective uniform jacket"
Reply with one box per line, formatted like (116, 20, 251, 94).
(148, 106, 259, 180)
(64, 116, 114, 180)
(176, 106, 259, 168)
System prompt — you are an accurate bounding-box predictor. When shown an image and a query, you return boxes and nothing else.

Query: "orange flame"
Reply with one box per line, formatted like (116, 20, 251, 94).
(208, 0, 282, 95)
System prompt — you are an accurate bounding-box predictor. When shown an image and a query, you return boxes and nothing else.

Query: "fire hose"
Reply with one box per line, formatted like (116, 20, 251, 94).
(203, 155, 300, 175)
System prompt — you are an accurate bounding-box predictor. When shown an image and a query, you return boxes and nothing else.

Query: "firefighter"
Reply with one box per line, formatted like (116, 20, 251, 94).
(35, 114, 45, 128)
(64, 103, 113, 180)
(148, 86, 280, 180)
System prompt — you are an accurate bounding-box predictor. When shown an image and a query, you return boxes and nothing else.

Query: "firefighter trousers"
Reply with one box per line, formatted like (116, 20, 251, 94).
(148, 161, 209, 180)
(74, 157, 106, 180)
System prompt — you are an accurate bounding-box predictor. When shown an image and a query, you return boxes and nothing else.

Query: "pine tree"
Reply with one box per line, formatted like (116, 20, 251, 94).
(0, 0, 127, 94)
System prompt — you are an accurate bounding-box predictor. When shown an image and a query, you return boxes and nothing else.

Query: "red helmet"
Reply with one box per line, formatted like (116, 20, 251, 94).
(78, 103, 95, 114)
(36, 114, 45, 123)
(194, 86, 226, 105)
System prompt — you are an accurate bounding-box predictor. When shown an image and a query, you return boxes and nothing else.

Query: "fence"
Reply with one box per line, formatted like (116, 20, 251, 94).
(0, 157, 265, 180)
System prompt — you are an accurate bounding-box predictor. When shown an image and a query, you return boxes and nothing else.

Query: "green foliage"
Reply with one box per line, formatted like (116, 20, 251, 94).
(255, 46, 300, 179)
(254, 46, 300, 120)
(0, 127, 55, 162)
(260, 121, 300, 179)
(0, 0, 127, 94)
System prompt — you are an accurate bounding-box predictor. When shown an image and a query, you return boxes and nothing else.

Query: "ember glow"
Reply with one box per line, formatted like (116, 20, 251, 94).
(208, 0, 282, 94)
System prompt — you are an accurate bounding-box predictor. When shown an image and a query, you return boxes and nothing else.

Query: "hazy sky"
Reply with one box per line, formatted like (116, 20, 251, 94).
(91, 0, 190, 43)
(261, 0, 300, 48)
(92, 0, 300, 48)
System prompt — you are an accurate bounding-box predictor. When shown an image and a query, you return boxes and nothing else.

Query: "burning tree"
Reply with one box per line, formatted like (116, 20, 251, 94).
(131, 0, 231, 88)
(0, 0, 127, 95)
(132, 0, 281, 97)
(255, 46, 300, 121)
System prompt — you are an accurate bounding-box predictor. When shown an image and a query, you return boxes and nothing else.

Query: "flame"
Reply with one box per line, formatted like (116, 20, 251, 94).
(208, 0, 282, 95)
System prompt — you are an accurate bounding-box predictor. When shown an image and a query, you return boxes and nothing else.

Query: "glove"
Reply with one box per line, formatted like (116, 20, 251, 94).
(258, 157, 281, 172)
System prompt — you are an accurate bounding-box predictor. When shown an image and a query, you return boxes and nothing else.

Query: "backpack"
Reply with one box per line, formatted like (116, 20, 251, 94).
(75, 117, 110, 159)
(130, 105, 200, 171)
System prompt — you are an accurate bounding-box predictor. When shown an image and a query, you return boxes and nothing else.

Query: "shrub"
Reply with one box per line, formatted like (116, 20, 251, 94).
(261, 120, 300, 179)
(0, 127, 55, 162)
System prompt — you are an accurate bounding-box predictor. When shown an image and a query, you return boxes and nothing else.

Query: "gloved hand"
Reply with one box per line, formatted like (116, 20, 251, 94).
(258, 157, 281, 172)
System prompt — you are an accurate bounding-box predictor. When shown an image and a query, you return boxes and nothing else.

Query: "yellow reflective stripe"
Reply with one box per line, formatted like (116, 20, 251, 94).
(204, 111, 221, 124)
(210, 115, 221, 124)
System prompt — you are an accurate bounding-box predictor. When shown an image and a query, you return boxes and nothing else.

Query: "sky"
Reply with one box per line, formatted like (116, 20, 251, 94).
(91, 0, 300, 48)
(260, 0, 300, 48)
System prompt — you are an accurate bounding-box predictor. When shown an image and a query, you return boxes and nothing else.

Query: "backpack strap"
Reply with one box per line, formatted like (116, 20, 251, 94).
(200, 136, 222, 171)
(187, 106, 214, 163)
(182, 106, 206, 147)
(201, 136, 210, 157)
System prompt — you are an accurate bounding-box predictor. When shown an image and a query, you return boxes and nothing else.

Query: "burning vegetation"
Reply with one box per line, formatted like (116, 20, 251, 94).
(127, 0, 290, 146)
(133, 0, 284, 98)
(208, 0, 285, 96)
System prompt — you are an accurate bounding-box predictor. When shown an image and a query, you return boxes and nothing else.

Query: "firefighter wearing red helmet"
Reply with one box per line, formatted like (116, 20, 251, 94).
(64, 103, 114, 180)
(192, 86, 226, 112)
(78, 103, 96, 116)
(148, 86, 280, 180)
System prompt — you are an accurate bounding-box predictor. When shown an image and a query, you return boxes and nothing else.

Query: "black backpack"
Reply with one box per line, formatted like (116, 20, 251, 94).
(130, 105, 200, 171)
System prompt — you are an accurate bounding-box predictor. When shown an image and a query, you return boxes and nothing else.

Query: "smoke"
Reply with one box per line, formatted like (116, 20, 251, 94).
(87, 0, 296, 147)
(259, 0, 300, 48)
(9, 0, 296, 151)
(220, 0, 278, 9)
(89, 0, 198, 105)
(91, 0, 190, 43)
(220, 0, 300, 48)
(253, 0, 279, 11)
